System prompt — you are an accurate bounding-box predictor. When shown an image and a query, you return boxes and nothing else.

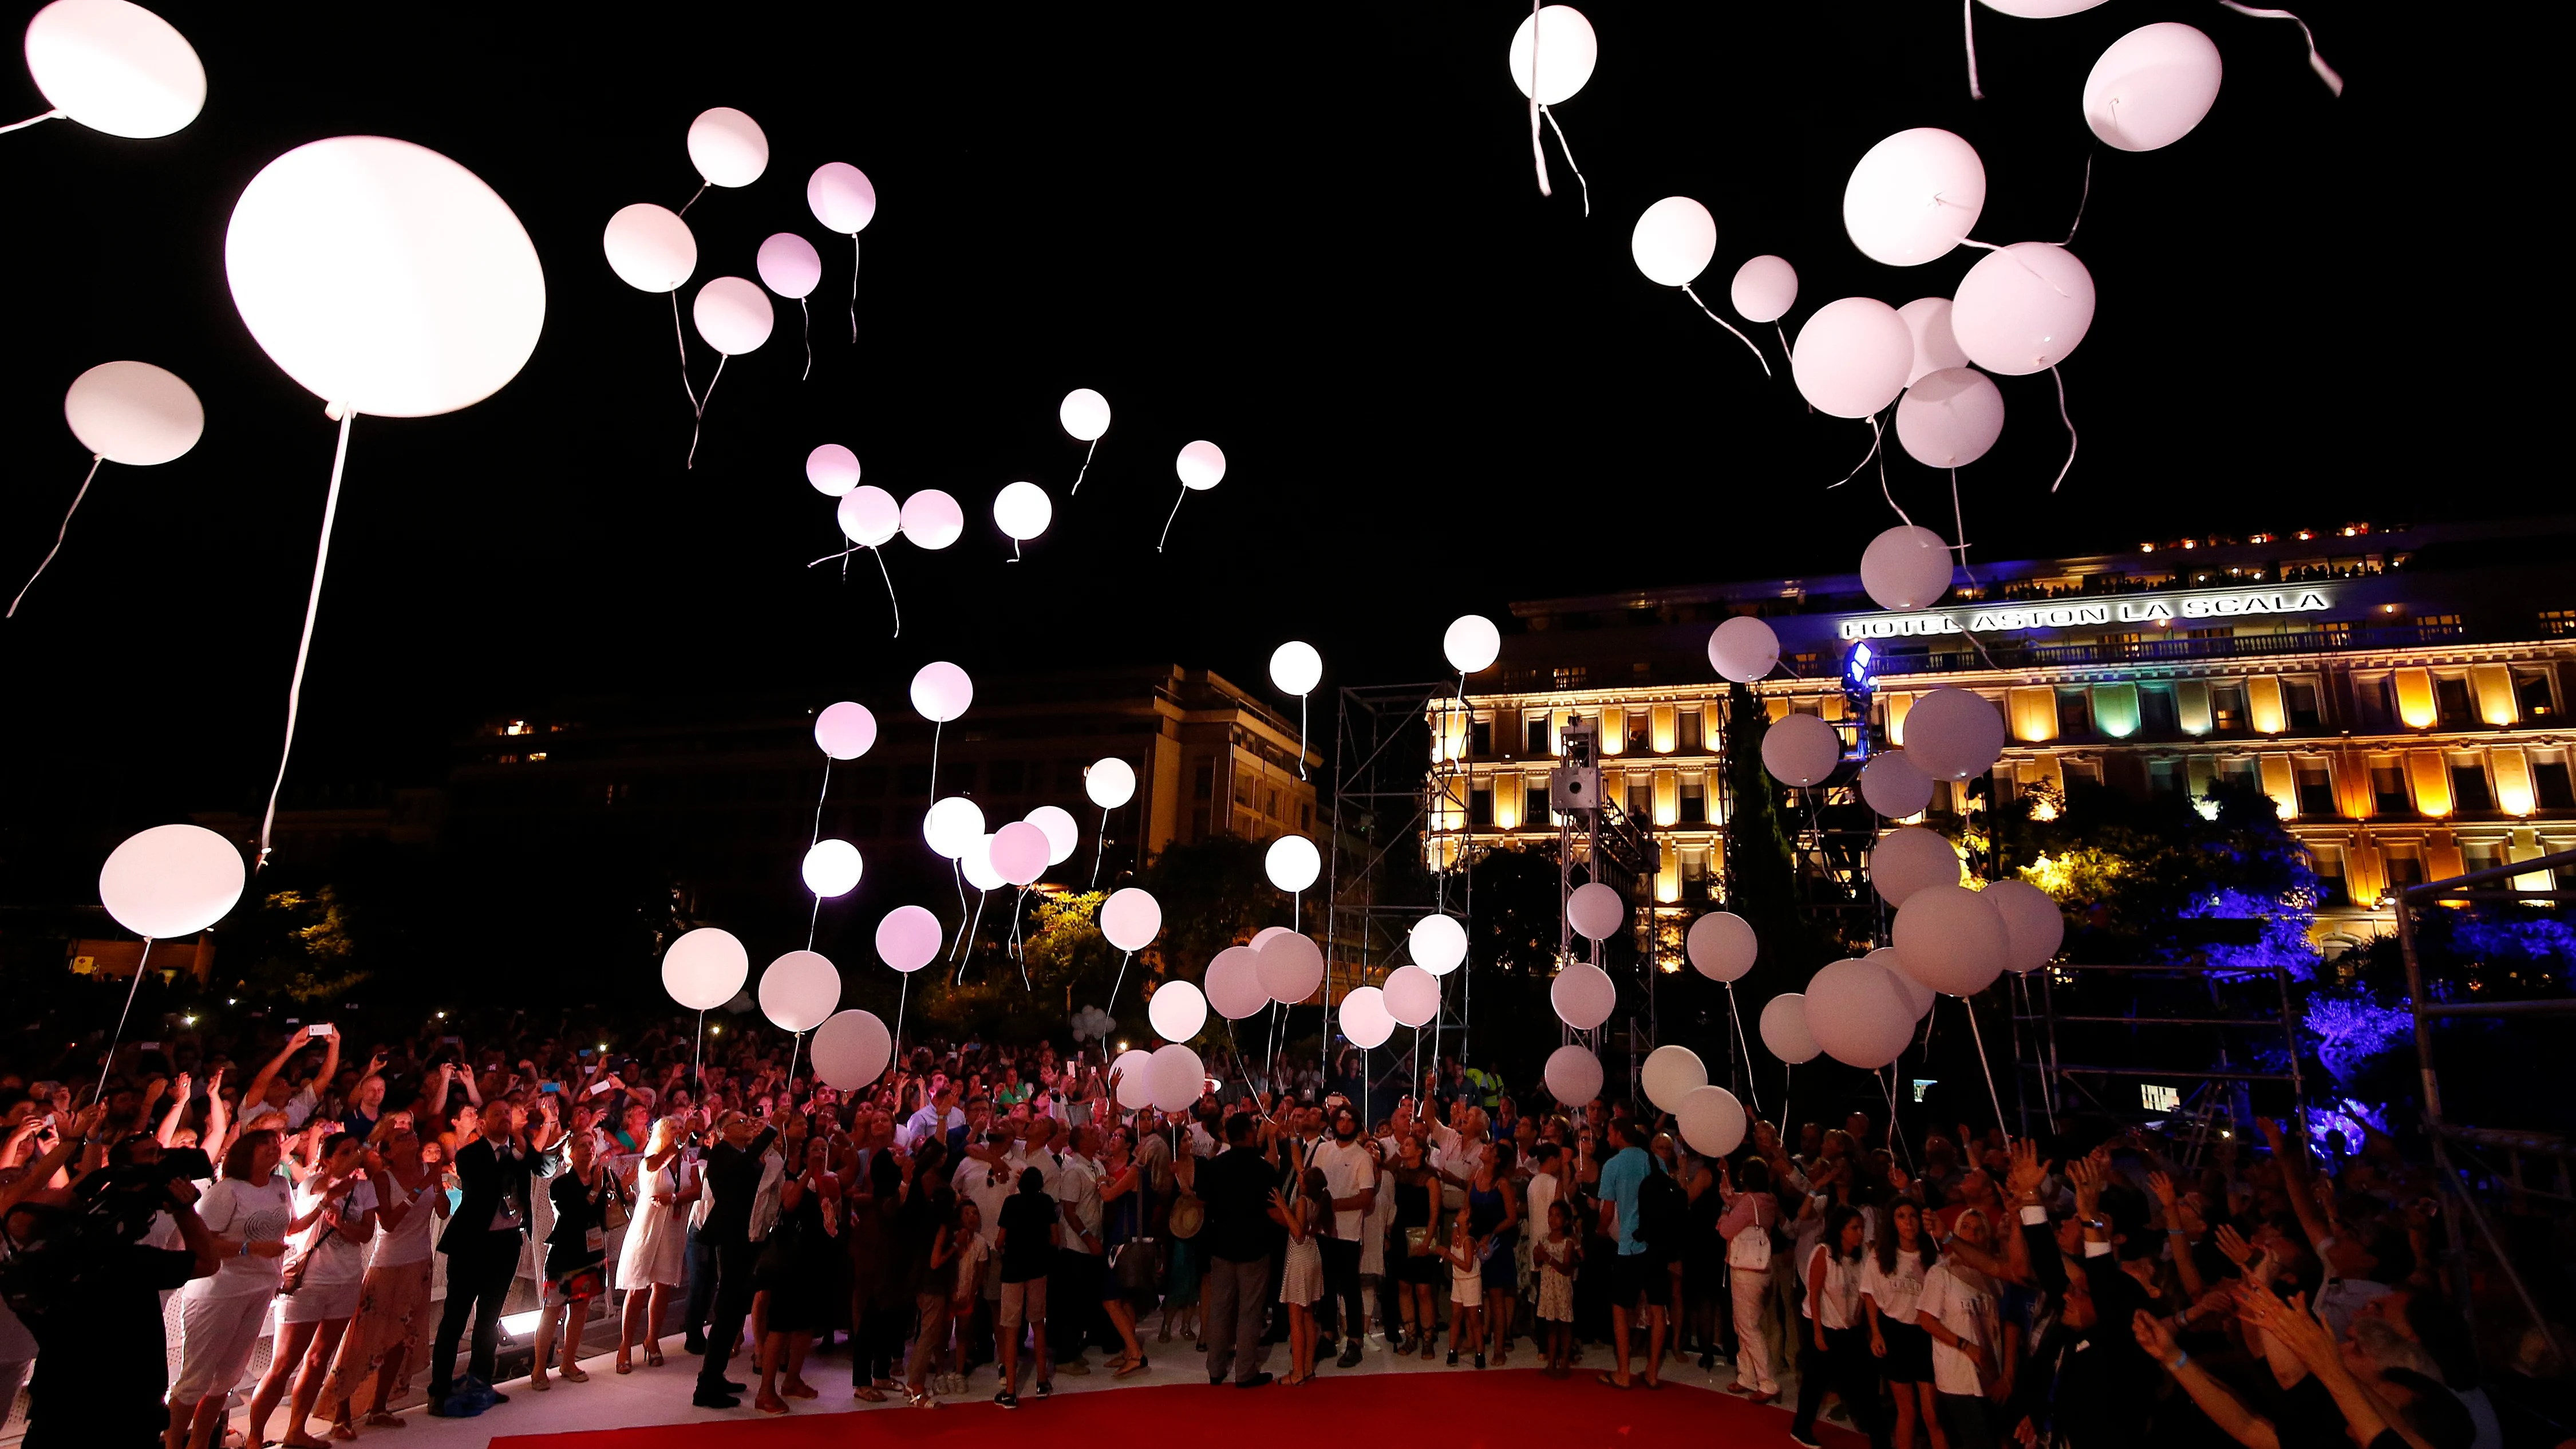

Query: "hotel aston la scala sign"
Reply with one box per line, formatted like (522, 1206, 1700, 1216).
(1836, 586, 2334, 641)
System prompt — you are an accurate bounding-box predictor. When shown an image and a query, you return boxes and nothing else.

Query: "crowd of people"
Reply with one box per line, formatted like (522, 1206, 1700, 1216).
(0, 1009, 2565, 1449)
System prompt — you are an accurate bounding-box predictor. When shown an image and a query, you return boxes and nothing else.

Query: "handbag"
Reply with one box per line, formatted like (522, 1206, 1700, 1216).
(601, 1170, 631, 1233)
(1404, 1226, 1432, 1257)
(1111, 1238, 1158, 1293)
(279, 1222, 334, 1297)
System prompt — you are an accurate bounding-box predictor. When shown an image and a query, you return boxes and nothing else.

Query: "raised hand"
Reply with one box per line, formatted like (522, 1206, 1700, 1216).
(2131, 1308, 2178, 1364)
(2214, 1222, 2255, 1268)
(2005, 1138, 2049, 1202)
(2148, 1170, 2178, 1209)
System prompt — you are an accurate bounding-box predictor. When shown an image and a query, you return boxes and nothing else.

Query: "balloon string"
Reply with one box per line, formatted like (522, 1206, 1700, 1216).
(1071, 437, 1099, 496)
(848, 235, 861, 342)
(1773, 322, 1792, 369)
(954, 881, 984, 971)
(895, 974, 908, 1060)
(1950, 467, 1978, 588)
(1156, 488, 1186, 553)
(1962, 993, 2012, 1148)
(1539, 105, 1589, 216)
(0, 108, 64, 135)
(811, 757, 833, 847)
(1877, 432, 1918, 532)
(1726, 982, 1760, 1116)
(2064, 148, 2095, 245)
(1089, 806, 1109, 889)
(95, 938, 153, 1100)
(799, 297, 812, 381)
(2215, 2, 2345, 94)
(686, 354, 729, 469)
(807, 894, 822, 952)
(1296, 694, 1309, 781)
(668, 290, 698, 410)
(1962, 0, 1984, 101)
(1016, 890, 1032, 987)
(2049, 366, 2079, 493)
(1109, 949, 1133, 1014)
(1679, 285, 1771, 377)
(1827, 414, 1888, 506)
(930, 718, 943, 801)
(677, 181, 707, 216)
(874, 547, 901, 637)
(7, 453, 103, 619)
(1010, 536, 1021, 563)
(258, 410, 355, 872)
(786, 1032, 802, 1091)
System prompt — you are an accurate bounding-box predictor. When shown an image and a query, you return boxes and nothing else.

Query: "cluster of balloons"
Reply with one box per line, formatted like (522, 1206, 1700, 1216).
(1970, 1, 2337, 109)
(1069, 1004, 1115, 1043)
(1628, 197, 1769, 374)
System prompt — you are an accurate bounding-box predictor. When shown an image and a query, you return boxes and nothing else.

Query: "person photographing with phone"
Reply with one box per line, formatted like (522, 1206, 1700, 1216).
(426, 1095, 566, 1417)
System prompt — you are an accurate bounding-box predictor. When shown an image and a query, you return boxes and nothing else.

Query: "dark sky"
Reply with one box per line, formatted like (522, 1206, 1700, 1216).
(0, 2, 2507, 856)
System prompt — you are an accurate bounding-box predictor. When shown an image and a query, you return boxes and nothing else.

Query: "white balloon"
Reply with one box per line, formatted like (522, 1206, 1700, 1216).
(686, 106, 768, 188)
(1630, 196, 1716, 288)
(1175, 440, 1226, 491)
(1950, 242, 2096, 376)
(1205, 946, 1271, 1020)
(692, 277, 772, 356)
(662, 927, 750, 1011)
(1642, 1044, 1708, 1113)
(1897, 297, 1970, 386)
(759, 949, 841, 1033)
(1566, 882, 1624, 941)
(993, 481, 1053, 543)
(1792, 297, 1913, 419)
(910, 661, 973, 721)
(1677, 1085, 1748, 1158)
(1507, 4, 1599, 106)
(1859, 750, 1936, 818)
(1729, 254, 1797, 324)
(1685, 911, 1756, 982)
(923, 797, 985, 859)
(1382, 964, 1441, 1028)
(837, 485, 900, 547)
(1759, 993, 1820, 1064)
(1060, 388, 1111, 441)
(806, 163, 877, 234)
(899, 490, 965, 550)
(1903, 687, 2006, 782)
(806, 442, 862, 497)
(1869, 947, 1937, 1020)
(1761, 712, 1842, 788)
(809, 1009, 892, 1090)
(1892, 883, 2010, 996)
(1978, 0, 2109, 13)
(991, 820, 1050, 887)
(1861, 524, 1956, 611)
(1256, 930, 1326, 1004)
(64, 361, 201, 466)
(1444, 615, 1502, 674)
(1706, 615, 1779, 684)
(1265, 835, 1321, 893)
(1147, 980, 1208, 1043)
(97, 823, 242, 939)
(1111, 1048, 1156, 1109)
(963, 835, 1008, 893)
(1085, 757, 1136, 810)
(1550, 964, 1616, 1031)
(602, 203, 697, 294)
(1099, 887, 1162, 951)
(876, 905, 943, 973)
(23, 0, 203, 138)
(1871, 826, 1962, 906)
(1543, 1044, 1604, 1106)
(1409, 913, 1468, 976)
(1338, 986, 1396, 1049)
(225, 137, 544, 418)
(1896, 368, 2005, 469)
(756, 232, 822, 299)
(1149, 1043, 1206, 1114)
(1984, 878, 2066, 973)
(1025, 806, 1079, 865)
(801, 839, 864, 898)
(814, 701, 878, 760)
(1270, 641, 1322, 696)
(1843, 128, 1986, 269)
(1805, 956, 1917, 1068)
(2085, 22, 2223, 152)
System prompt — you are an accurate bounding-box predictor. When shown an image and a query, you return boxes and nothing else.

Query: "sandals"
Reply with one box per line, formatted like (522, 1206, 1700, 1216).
(1114, 1354, 1150, 1378)
(646, 1347, 666, 1368)
(853, 1386, 887, 1403)
(614, 1359, 634, 1375)
(362, 1412, 406, 1429)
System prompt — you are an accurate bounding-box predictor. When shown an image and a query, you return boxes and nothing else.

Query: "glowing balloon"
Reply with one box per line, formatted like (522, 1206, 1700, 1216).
(1251, 927, 1293, 951)
(1642, 1045, 1707, 1113)
(910, 661, 973, 721)
(1706, 615, 1779, 684)
(1176, 440, 1226, 490)
(1507, 4, 1599, 105)
(1870, 948, 1937, 1020)
(876, 905, 942, 973)
(1805, 957, 1917, 1068)
(602, 203, 697, 293)
(1111, 1048, 1155, 1109)
(1760, 712, 1842, 788)
(1148, 1044, 1205, 1114)
(1444, 615, 1501, 674)
(990, 820, 1050, 887)
(1550, 964, 1615, 1031)
(923, 797, 984, 859)
(1685, 911, 1756, 982)
(64, 361, 200, 466)
(1871, 826, 1962, 906)
(1382, 965, 1441, 1028)
(1677, 1085, 1747, 1158)
(1543, 1045, 1604, 1106)
(1060, 388, 1111, 441)
(1984, 878, 2065, 973)
(1270, 641, 1322, 696)
(1204, 946, 1270, 1020)
(98, 823, 242, 938)
(1859, 750, 1936, 818)
(23, 0, 203, 138)
(758, 949, 840, 1033)
(1630, 196, 1716, 287)
(756, 232, 823, 298)
(1256, 930, 1326, 1004)
(837, 485, 900, 547)
(814, 701, 878, 760)
(801, 839, 864, 898)
(993, 481, 1052, 544)
(962, 835, 1006, 893)
(1978, 0, 2108, 13)
(1729, 255, 1797, 324)
(1086, 757, 1136, 810)
(1025, 806, 1078, 865)
(1265, 835, 1321, 893)
(1950, 242, 2095, 376)
(1338, 986, 1396, 1049)
(806, 443, 862, 497)
(1793, 294, 1914, 420)
(899, 489, 964, 550)
(1760, 993, 1820, 1064)
(2085, 22, 2222, 152)
(1409, 913, 1467, 976)
(1566, 882, 1624, 941)
(225, 137, 544, 418)
(1861, 524, 1955, 611)
(806, 163, 877, 233)
(662, 927, 750, 1011)
(1892, 883, 2010, 996)
(810, 1009, 892, 1090)
(692, 277, 772, 356)
(1897, 297, 1969, 386)
(1100, 887, 1161, 951)
(1147, 980, 1208, 1042)
(686, 106, 768, 188)
(1896, 368, 2005, 469)
(1842, 128, 1986, 268)
(1903, 687, 2006, 782)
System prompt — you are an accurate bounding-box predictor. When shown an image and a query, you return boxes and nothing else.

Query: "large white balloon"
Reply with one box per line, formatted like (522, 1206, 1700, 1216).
(602, 203, 697, 293)
(1338, 986, 1396, 1049)
(2085, 23, 2223, 152)
(1677, 1085, 1748, 1158)
(837, 486, 900, 547)
(1859, 750, 1936, 818)
(1903, 687, 2006, 781)
(814, 701, 878, 760)
(1630, 197, 1716, 287)
(1805, 956, 1918, 1068)
(662, 927, 750, 1011)
(1147, 980, 1208, 1042)
(1842, 128, 1986, 269)
(1707, 615, 1779, 684)
(962, 835, 1007, 893)
(1409, 913, 1468, 976)
(1148, 1043, 1206, 1114)
(1257, 930, 1326, 1004)
(1060, 388, 1111, 442)
(807, 163, 878, 234)
(98, 823, 242, 939)
(1892, 883, 2010, 996)
(1978, 0, 2109, 13)
(1759, 993, 1820, 1064)
(1860, 524, 1956, 611)
(1543, 1045, 1604, 1106)
(226, 137, 544, 418)
(23, 0, 204, 138)
(1792, 297, 1913, 419)
(1265, 835, 1322, 893)
(64, 361, 201, 466)
(1550, 964, 1616, 1031)
(686, 106, 768, 188)
(1086, 757, 1137, 810)
(1270, 641, 1322, 696)
(1507, 4, 1598, 105)
(1870, 947, 1937, 1020)
(1871, 826, 1962, 906)
(759, 950, 841, 1033)
(899, 490, 965, 550)
(923, 797, 985, 859)
(1686, 911, 1756, 982)
(1896, 368, 2006, 469)
(806, 443, 862, 497)
(1025, 806, 1079, 866)
(692, 277, 772, 356)
(910, 661, 973, 721)
(1566, 882, 1624, 941)
(876, 905, 943, 973)
(801, 839, 864, 897)
(1382, 964, 1441, 1028)
(1729, 255, 1797, 324)
(1642, 1045, 1707, 1113)
(1444, 615, 1502, 674)
(1175, 440, 1226, 490)
(1897, 297, 1970, 386)
(1761, 712, 1842, 788)
(1111, 1048, 1156, 1109)
(1204, 946, 1270, 1020)
(993, 481, 1053, 544)
(990, 820, 1050, 887)
(1099, 887, 1162, 951)
(1950, 242, 2095, 376)
(1984, 878, 2066, 973)
(809, 1009, 892, 1090)
(756, 232, 822, 299)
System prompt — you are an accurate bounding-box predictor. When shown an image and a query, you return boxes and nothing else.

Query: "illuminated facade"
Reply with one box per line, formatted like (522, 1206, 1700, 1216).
(1431, 518, 2576, 953)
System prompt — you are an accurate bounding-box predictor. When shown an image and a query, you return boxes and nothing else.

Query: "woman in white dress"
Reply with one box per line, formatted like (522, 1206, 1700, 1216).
(170, 1128, 294, 1449)
(615, 1115, 696, 1371)
(323, 1122, 449, 1430)
(248, 1132, 376, 1449)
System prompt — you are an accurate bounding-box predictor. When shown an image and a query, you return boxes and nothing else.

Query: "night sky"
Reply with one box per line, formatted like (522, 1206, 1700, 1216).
(0, 2, 2510, 874)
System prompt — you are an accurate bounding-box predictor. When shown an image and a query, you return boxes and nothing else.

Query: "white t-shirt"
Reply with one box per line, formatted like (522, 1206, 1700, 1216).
(1801, 1243, 1864, 1330)
(190, 1175, 294, 1300)
(903, 1104, 963, 1149)
(291, 1179, 378, 1289)
(1311, 1138, 1376, 1241)
(369, 1174, 442, 1268)
(1525, 1170, 1560, 1246)
(954, 1154, 1013, 1249)
(1917, 1261, 1998, 1397)
(1861, 1248, 1933, 1324)
(1053, 1152, 1103, 1254)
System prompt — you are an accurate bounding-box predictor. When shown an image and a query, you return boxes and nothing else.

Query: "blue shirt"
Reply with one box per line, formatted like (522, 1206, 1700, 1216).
(1598, 1146, 1651, 1257)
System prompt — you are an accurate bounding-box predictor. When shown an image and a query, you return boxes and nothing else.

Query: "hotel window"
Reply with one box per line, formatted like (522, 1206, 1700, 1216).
(2285, 679, 2323, 731)
(2296, 759, 2336, 816)
(1677, 707, 1704, 753)
(1627, 772, 1652, 817)
(2436, 675, 2476, 728)
(1680, 773, 1707, 824)
(1627, 711, 1650, 753)
(2449, 756, 2495, 813)
(2312, 847, 2350, 907)
(2535, 755, 2576, 809)
(2371, 763, 2409, 815)
(1194, 761, 1215, 799)
(2139, 685, 2178, 735)
(2383, 846, 2425, 889)
(2057, 688, 2093, 739)
(1524, 780, 1550, 827)
(2211, 683, 2249, 734)
(2149, 759, 2183, 800)
(1526, 716, 1551, 755)
(2462, 840, 2505, 875)
(1471, 718, 1493, 756)
(2352, 673, 2395, 730)
(1469, 787, 1494, 826)
(2219, 757, 2258, 791)
(2516, 668, 2558, 720)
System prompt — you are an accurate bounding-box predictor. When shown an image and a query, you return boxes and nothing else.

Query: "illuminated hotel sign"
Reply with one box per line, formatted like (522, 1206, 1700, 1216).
(1836, 586, 2333, 641)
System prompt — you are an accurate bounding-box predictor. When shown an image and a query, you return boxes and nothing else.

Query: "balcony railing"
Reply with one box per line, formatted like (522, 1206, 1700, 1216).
(1876, 622, 2468, 675)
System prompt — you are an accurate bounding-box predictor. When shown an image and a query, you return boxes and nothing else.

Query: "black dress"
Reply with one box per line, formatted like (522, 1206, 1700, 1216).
(1392, 1170, 1442, 1286)
(757, 1189, 836, 1333)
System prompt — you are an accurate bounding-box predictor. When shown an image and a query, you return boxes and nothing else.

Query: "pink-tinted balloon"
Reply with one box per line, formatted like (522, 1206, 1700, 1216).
(875, 905, 942, 973)
(1382, 964, 1441, 1028)
(692, 276, 772, 356)
(806, 443, 861, 496)
(807, 162, 877, 234)
(1898, 297, 1970, 386)
(1729, 255, 1797, 324)
(1896, 367, 2005, 469)
(756, 232, 822, 299)
(813, 701, 878, 760)
(1949, 242, 2095, 376)
(1791, 297, 1912, 419)
(990, 820, 1049, 887)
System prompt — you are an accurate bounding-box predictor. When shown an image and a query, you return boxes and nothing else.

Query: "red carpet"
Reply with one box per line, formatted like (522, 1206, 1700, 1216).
(490, 1369, 1866, 1448)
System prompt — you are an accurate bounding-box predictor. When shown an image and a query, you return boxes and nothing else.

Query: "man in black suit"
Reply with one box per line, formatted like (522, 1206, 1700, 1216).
(693, 1108, 779, 1409)
(426, 1096, 565, 1415)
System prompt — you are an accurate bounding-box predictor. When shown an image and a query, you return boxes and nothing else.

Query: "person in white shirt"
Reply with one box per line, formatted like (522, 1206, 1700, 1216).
(172, 1128, 298, 1449)
(903, 1084, 963, 1152)
(1788, 1204, 1880, 1449)
(1049, 1126, 1106, 1374)
(1862, 1197, 1939, 1449)
(322, 1123, 449, 1431)
(1307, 1104, 1377, 1368)
(246, 1131, 377, 1449)
(1915, 1207, 2004, 1449)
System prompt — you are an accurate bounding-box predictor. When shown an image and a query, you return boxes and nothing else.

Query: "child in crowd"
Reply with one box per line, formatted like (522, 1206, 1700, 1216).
(1534, 1198, 1581, 1378)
